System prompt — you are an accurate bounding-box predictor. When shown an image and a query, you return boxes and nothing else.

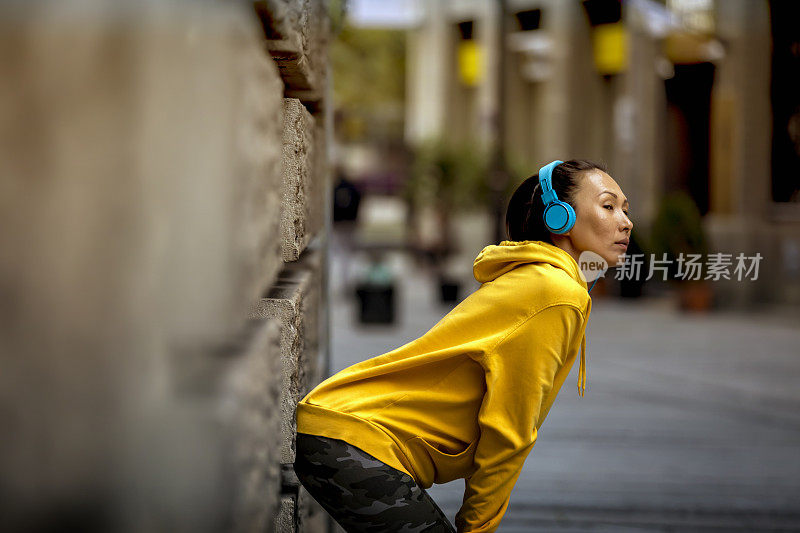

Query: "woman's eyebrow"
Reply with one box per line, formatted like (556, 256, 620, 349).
(598, 190, 629, 205)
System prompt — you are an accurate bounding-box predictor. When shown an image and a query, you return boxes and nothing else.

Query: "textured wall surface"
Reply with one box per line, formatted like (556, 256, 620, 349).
(249, 248, 322, 465)
(282, 99, 317, 261)
(0, 1, 330, 531)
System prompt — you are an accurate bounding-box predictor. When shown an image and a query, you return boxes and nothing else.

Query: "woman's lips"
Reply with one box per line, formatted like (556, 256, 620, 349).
(614, 243, 628, 249)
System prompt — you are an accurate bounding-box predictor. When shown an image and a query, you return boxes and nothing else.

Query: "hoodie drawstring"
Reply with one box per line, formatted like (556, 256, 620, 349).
(577, 335, 587, 397)
(577, 296, 592, 398)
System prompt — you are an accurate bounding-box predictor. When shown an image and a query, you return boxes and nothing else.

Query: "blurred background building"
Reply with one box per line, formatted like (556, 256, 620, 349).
(337, 0, 800, 311)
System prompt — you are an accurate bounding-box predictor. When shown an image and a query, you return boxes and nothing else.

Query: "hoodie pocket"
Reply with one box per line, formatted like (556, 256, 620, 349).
(405, 436, 478, 486)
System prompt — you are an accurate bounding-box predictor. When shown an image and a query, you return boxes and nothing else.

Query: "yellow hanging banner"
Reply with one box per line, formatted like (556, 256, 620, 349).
(458, 41, 482, 86)
(592, 22, 627, 75)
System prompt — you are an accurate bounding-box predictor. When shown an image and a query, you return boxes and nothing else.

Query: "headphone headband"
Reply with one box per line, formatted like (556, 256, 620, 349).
(538, 160, 563, 193)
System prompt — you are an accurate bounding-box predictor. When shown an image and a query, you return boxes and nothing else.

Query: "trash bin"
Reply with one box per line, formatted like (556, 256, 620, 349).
(354, 260, 396, 325)
(437, 274, 460, 304)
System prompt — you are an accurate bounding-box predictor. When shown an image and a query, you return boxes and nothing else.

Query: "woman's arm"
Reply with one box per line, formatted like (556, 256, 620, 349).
(454, 303, 586, 533)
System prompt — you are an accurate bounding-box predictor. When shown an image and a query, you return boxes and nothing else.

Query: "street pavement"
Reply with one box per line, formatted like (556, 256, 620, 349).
(328, 246, 800, 532)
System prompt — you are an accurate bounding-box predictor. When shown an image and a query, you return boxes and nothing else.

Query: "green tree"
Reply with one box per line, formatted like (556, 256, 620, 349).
(332, 25, 406, 142)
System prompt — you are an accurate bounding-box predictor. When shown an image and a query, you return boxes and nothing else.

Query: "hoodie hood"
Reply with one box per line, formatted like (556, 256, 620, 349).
(473, 239, 588, 290)
(472, 239, 591, 397)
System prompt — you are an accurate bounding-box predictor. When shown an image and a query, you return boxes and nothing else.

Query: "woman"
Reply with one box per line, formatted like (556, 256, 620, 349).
(294, 159, 633, 532)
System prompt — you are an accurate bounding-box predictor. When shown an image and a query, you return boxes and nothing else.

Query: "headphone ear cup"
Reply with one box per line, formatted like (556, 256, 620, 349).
(562, 201, 576, 232)
(543, 201, 576, 234)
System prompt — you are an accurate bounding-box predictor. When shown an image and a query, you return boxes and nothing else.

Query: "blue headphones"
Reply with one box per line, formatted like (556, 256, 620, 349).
(538, 160, 576, 234)
(539, 160, 600, 293)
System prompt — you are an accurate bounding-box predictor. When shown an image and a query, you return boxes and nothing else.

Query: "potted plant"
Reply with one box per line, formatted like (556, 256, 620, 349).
(650, 191, 713, 312)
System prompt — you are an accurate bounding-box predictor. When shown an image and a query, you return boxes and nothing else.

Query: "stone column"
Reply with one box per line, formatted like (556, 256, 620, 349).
(706, 0, 773, 307)
(536, 0, 577, 159)
(405, 0, 451, 144)
(617, 19, 664, 236)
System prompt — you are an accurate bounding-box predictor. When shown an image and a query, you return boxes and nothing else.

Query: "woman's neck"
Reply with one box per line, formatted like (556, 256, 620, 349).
(550, 234, 581, 266)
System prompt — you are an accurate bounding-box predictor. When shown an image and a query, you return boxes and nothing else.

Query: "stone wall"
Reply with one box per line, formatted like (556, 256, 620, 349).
(0, 1, 330, 531)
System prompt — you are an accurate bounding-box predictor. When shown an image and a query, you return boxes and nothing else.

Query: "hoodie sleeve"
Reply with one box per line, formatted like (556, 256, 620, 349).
(454, 303, 585, 533)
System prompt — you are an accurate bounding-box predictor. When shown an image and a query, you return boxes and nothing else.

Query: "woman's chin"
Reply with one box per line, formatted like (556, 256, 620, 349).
(607, 253, 626, 268)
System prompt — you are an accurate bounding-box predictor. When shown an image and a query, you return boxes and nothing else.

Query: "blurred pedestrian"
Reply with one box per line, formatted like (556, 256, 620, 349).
(294, 160, 633, 532)
(331, 169, 362, 295)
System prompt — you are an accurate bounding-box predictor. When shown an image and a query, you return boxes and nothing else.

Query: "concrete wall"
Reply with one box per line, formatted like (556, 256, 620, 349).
(0, 1, 330, 531)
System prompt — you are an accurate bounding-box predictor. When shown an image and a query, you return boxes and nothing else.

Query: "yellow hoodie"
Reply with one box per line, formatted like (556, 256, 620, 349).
(295, 240, 592, 532)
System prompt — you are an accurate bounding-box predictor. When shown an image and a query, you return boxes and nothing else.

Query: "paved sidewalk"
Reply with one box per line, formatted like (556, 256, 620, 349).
(329, 250, 800, 532)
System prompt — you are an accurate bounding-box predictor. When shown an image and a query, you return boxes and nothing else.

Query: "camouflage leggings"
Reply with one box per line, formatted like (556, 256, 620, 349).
(294, 433, 456, 533)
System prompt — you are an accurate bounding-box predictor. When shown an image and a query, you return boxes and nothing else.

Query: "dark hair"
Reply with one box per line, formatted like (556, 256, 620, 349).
(505, 159, 608, 244)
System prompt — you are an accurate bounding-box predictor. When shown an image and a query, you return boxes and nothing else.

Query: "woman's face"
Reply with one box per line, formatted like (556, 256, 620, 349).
(562, 170, 633, 267)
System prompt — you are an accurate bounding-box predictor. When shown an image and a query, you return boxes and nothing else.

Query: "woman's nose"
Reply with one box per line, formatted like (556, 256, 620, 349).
(620, 213, 632, 233)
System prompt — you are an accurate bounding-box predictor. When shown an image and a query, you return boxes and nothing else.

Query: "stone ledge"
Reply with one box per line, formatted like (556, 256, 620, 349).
(274, 494, 296, 533)
(281, 98, 318, 262)
(281, 462, 300, 493)
(284, 88, 324, 115)
(254, 0, 329, 99)
(249, 252, 321, 464)
(265, 38, 317, 92)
